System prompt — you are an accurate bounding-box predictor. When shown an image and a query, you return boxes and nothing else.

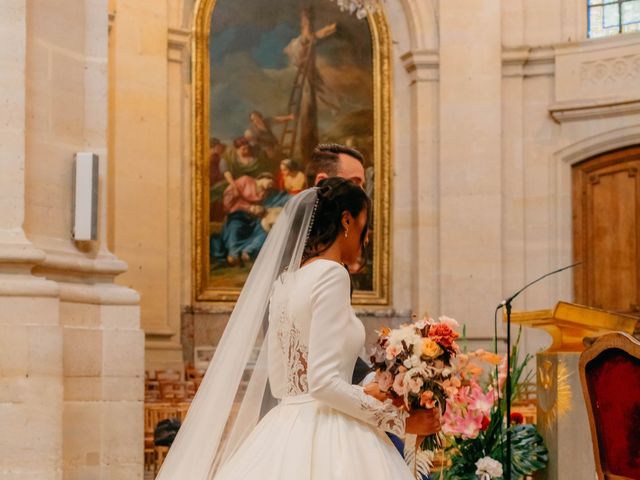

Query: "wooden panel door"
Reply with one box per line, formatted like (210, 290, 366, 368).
(573, 146, 640, 319)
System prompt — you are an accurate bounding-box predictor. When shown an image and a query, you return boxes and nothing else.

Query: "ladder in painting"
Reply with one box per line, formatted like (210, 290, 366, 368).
(279, 54, 313, 159)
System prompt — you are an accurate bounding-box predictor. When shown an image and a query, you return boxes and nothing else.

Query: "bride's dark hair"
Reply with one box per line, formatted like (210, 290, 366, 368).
(302, 177, 371, 263)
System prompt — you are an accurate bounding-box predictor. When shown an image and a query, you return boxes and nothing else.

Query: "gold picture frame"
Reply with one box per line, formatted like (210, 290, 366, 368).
(191, 0, 392, 305)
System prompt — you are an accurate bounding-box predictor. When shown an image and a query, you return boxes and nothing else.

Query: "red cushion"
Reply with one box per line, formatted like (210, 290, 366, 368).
(586, 348, 640, 479)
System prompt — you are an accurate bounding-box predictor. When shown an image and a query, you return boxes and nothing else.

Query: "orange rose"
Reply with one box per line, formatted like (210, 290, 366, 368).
(422, 338, 443, 358)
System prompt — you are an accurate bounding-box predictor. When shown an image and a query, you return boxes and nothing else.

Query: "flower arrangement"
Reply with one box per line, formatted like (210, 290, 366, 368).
(432, 328, 549, 480)
(369, 317, 548, 480)
(369, 316, 461, 451)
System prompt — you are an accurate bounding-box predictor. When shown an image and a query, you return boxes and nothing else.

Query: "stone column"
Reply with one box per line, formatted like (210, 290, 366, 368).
(21, 0, 144, 478)
(438, 0, 502, 334)
(400, 49, 441, 316)
(109, 0, 183, 370)
(0, 1, 63, 479)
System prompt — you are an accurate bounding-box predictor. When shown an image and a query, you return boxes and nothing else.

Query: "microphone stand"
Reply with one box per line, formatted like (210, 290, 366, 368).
(496, 262, 581, 480)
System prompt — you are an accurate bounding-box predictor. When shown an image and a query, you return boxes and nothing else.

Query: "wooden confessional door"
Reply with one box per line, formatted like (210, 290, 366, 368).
(573, 146, 640, 320)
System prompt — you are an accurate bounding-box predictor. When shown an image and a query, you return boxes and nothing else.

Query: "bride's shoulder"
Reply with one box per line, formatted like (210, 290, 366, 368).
(301, 259, 346, 276)
(302, 260, 350, 291)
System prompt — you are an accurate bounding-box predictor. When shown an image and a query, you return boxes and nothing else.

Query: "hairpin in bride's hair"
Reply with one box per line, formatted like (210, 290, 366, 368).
(305, 187, 321, 245)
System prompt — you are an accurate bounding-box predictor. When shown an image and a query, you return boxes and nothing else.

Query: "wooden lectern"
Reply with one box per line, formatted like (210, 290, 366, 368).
(507, 302, 637, 480)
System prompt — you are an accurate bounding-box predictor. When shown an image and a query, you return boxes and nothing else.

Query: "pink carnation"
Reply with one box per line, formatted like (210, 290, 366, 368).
(392, 371, 407, 396)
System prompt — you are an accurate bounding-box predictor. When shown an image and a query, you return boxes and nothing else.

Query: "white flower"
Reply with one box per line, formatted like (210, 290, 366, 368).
(475, 456, 503, 479)
(411, 354, 422, 367)
(438, 315, 460, 329)
(415, 317, 428, 329)
(388, 325, 422, 350)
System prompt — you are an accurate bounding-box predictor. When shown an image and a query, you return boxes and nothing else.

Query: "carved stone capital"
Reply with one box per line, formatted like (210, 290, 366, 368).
(168, 27, 191, 63)
(401, 49, 439, 82)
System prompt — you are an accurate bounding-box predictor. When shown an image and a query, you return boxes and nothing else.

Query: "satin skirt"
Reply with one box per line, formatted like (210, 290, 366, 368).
(214, 394, 414, 480)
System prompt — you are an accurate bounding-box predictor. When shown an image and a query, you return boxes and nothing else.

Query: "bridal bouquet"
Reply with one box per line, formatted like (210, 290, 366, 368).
(369, 316, 461, 451)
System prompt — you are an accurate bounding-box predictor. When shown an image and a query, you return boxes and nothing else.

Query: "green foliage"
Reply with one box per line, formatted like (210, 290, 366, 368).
(492, 424, 548, 479)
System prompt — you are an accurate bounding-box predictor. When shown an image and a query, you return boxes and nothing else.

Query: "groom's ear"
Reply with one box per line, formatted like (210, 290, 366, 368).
(314, 172, 329, 185)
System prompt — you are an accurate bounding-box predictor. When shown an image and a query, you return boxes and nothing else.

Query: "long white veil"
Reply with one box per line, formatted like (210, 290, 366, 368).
(156, 188, 318, 479)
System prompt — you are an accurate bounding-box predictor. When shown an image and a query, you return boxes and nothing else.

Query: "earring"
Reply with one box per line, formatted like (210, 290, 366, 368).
(344, 228, 349, 239)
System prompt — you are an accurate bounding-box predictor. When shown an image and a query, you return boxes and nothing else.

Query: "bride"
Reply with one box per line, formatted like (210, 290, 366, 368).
(157, 178, 439, 479)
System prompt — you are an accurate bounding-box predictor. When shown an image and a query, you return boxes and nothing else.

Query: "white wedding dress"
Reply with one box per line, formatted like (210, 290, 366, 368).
(214, 259, 414, 479)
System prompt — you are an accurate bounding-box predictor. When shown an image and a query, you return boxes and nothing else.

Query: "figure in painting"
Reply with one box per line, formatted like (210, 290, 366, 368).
(247, 110, 293, 165)
(209, 138, 227, 222)
(221, 136, 272, 183)
(277, 158, 306, 194)
(211, 136, 272, 203)
(283, 7, 339, 163)
(219, 173, 275, 266)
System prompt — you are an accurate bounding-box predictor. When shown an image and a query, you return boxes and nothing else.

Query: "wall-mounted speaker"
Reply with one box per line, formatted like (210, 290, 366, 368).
(72, 152, 99, 241)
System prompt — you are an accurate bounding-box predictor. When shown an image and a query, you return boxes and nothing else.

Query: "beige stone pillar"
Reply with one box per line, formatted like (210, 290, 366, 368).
(12, 0, 143, 478)
(109, 0, 183, 370)
(401, 49, 441, 316)
(0, 2, 63, 479)
(438, 0, 502, 334)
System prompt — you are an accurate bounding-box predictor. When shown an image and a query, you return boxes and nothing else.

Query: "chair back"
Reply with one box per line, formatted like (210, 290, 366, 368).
(579, 332, 640, 480)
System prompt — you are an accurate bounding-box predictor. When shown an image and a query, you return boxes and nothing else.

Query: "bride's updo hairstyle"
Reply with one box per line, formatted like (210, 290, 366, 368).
(303, 177, 370, 263)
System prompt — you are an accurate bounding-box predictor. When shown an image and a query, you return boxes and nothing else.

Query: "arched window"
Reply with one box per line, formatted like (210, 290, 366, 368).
(588, 0, 640, 38)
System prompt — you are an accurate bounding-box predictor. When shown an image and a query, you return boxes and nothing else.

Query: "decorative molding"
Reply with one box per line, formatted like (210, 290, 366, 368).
(108, 10, 115, 33)
(554, 30, 640, 57)
(401, 49, 439, 81)
(579, 53, 640, 86)
(554, 32, 640, 104)
(57, 282, 139, 305)
(553, 124, 640, 166)
(502, 46, 555, 78)
(549, 96, 640, 123)
(168, 27, 191, 63)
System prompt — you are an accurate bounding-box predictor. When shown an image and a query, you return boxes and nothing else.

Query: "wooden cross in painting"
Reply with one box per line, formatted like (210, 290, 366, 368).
(281, 7, 338, 163)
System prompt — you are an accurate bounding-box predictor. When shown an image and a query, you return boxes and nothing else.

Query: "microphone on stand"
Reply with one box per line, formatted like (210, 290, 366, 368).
(495, 261, 581, 480)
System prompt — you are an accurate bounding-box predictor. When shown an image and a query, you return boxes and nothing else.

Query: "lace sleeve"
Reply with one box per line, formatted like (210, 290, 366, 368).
(306, 265, 407, 436)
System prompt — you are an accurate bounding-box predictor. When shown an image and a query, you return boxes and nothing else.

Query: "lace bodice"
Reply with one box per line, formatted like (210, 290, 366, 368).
(267, 260, 407, 436)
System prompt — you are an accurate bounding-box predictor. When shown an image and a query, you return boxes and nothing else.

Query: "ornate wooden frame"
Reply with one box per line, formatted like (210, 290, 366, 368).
(579, 331, 640, 480)
(191, 0, 392, 306)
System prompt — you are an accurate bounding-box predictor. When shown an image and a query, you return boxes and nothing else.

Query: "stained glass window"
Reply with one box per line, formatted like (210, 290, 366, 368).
(588, 0, 640, 37)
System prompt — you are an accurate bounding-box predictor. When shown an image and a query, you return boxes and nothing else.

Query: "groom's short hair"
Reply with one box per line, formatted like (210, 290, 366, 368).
(306, 143, 364, 186)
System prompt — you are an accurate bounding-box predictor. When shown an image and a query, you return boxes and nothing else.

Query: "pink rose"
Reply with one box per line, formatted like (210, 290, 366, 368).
(392, 371, 407, 396)
(386, 345, 401, 360)
(407, 376, 424, 394)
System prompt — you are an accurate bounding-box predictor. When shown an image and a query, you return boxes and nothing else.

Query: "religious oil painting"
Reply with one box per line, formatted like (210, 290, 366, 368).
(193, 0, 391, 304)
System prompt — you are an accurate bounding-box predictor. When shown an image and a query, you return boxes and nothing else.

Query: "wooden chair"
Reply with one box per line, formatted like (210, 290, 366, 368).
(159, 381, 187, 402)
(145, 380, 161, 403)
(146, 402, 182, 474)
(155, 369, 182, 382)
(579, 332, 640, 480)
